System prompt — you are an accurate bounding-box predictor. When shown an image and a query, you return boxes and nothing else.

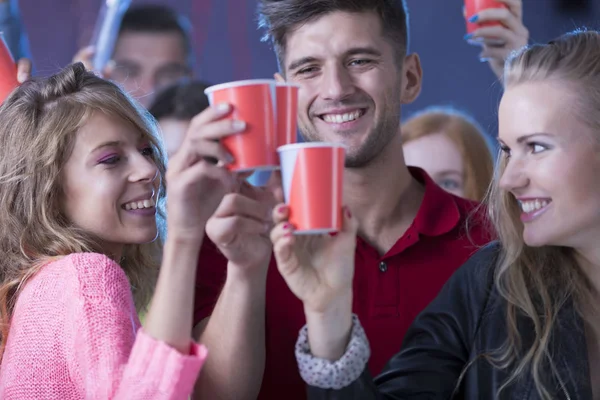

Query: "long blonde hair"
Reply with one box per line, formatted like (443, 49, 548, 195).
(0, 63, 166, 359)
(490, 30, 600, 398)
(401, 107, 495, 202)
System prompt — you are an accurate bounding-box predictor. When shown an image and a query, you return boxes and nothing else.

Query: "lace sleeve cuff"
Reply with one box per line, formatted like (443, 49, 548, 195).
(295, 314, 370, 389)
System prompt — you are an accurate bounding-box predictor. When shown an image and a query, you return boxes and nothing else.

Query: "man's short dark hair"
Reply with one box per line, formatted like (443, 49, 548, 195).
(149, 80, 211, 121)
(257, 0, 409, 71)
(119, 4, 193, 64)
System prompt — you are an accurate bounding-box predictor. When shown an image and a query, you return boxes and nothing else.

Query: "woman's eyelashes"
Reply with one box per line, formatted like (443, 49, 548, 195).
(98, 146, 154, 166)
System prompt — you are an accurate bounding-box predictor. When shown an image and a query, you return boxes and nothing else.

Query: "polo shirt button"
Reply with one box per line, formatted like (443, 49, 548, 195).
(379, 262, 388, 272)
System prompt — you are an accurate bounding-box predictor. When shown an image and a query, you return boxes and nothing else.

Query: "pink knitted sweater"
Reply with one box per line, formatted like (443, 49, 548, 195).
(0, 253, 207, 399)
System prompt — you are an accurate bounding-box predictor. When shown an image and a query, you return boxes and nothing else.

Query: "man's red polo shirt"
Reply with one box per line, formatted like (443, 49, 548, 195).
(194, 167, 492, 399)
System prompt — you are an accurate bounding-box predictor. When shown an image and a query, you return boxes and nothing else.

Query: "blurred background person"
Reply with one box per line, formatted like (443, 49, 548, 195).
(400, 107, 494, 201)
(148, 79, 210, 158)
(147, 79, 271, 195)
(74, 3, 194, 107)
(402, 107, 495, 202)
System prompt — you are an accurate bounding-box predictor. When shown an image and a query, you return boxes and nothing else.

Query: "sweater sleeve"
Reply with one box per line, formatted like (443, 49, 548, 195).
(68, 253, 207, 400)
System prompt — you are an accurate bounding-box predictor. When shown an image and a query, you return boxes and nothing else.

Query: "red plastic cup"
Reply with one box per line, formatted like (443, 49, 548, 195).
(465, 0, 507, 34)
(0, 34, 18, 104)
(274, 83, 299, 160)
(205, 79, 278, 172)
(278, 143, 345, 234)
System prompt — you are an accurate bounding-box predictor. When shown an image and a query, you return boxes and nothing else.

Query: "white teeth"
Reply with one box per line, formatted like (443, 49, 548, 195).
(519, 199, 550, 213)
(322, 110, 362, 123)
(124, 198, 156, 211)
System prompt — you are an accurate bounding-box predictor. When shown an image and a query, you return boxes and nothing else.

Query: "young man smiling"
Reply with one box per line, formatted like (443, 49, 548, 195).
(191, 1, 492, 399)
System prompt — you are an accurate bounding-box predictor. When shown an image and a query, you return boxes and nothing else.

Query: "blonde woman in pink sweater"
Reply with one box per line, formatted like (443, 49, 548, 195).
(0, 63, 254, 399)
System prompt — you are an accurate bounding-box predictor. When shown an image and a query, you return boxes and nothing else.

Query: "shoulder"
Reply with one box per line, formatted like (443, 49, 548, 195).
(470, 241, 500, 267)
(414, 241, 502, 329)
(63, 252, 125, 279)
(443, 241, 501, 304)
(401, 242, 502, 357)
(61, 253, 131, 303)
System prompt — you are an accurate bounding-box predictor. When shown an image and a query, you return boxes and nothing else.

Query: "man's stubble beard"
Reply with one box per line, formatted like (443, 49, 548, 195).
(298, 97, 401, 168)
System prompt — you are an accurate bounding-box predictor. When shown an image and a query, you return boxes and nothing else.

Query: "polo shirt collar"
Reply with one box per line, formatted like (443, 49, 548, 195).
(409, 167, 461, 237)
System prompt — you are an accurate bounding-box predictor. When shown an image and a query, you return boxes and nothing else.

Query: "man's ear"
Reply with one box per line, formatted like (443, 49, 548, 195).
(400, 53, 423, 105)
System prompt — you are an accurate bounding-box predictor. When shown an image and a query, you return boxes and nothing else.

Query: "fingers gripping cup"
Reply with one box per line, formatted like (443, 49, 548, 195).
(205, 80, 278, 172)
(0, 34, 18, 104)
(464, 0, 507, 34)
(278, 143, 345, 234)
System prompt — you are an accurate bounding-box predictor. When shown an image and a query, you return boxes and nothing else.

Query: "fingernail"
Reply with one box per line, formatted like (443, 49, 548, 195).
(464, 33, 474, 40)
(277, 205, 286, 214)
(346, 208, 352, 218)
(232, 120, 246, 130)
(283, 223, 290, 230)
(216, 103, 230, 112)
(468, 15, 479, 23)
(284, 232, 293, 237)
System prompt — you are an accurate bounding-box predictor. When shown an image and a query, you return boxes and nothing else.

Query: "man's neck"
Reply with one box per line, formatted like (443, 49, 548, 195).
(344, 135, 425, 255)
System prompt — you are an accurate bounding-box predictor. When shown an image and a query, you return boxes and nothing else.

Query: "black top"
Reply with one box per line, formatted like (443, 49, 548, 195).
(307, 242, 593, 400)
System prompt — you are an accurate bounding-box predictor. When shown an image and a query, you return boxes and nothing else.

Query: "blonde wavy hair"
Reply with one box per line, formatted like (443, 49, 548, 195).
(0, 63, 166, 360)
(490, 30, 600, 398)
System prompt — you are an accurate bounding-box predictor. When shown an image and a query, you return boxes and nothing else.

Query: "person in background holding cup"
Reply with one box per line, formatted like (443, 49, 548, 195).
(401, 107, 495, 201)
(74, 4, 194, 108)
(190, 1, 492, 399)
(464, 0, 529, 79)
(149, 80, 211, 159)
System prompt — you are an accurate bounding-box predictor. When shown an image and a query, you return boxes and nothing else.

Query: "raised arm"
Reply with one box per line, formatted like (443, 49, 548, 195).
(193, 181, 275, 400)
(270, 203, 499, 399)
